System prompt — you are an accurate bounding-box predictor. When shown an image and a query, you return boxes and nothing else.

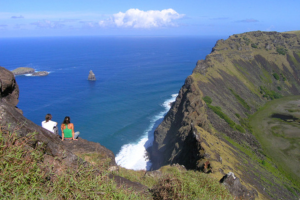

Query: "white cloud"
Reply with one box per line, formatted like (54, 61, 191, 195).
(99, 8, 184, 28)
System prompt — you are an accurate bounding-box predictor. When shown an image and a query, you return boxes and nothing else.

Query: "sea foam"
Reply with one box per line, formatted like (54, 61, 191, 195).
(115, 94, 178, 170)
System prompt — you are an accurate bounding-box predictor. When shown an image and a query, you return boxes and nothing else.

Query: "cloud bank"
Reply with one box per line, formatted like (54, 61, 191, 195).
(11, 15, 24, 19)
(100, 8, 184, 28)
(236, 19, 259, 23)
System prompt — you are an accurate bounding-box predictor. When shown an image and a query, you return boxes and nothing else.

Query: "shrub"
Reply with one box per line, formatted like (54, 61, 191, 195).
(260, 86, 282, 100)
(235, 113, 240, 118)
(202, 96, 212, 105)
(281, 73, 287, 81)
(273, 73, 280, 80)
(251, 43, 258, 48)
(277, 86, 281, 91)
(276, 47, 288, 55)
(229, 88, 250, 110)
(208, 104, 235, 128)
(240, 118, 253, 133)
(243, 37, 251, 45)
(235, 124, 246, 133)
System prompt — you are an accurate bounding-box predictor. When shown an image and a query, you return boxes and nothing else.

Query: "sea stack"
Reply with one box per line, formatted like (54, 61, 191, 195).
(88, 70, 96, 81)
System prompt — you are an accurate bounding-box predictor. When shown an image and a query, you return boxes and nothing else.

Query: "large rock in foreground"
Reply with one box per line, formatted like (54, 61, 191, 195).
(0, 66, 20, 107)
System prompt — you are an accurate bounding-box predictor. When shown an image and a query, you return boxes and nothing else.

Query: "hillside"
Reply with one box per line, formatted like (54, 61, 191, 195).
(149, 31, 300, 199)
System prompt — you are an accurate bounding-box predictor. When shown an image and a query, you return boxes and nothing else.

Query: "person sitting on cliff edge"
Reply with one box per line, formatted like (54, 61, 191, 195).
(61, 116, 80, 141)
(41, 114, 58, 134)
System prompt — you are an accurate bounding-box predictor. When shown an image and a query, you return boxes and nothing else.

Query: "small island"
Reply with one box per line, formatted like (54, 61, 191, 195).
(88, 70, 96, 81)
(12, 67, 35, 75)
(11, 67, 49, 77)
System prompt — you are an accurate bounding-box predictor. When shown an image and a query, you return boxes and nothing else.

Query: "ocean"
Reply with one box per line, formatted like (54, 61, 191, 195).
(0, 36, 223, 170)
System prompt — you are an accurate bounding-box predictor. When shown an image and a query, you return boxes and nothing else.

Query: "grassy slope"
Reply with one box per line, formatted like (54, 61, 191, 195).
(0, 129, 233, 199)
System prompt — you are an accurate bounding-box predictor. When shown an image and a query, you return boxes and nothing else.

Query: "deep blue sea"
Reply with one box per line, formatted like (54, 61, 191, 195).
(0, 36, 223, 170)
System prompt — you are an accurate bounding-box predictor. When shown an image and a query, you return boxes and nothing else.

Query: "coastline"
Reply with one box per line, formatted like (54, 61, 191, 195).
(115, 94, 177, 170)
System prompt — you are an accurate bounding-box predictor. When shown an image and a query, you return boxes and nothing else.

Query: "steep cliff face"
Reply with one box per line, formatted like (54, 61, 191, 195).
(150, 31, 300, 199)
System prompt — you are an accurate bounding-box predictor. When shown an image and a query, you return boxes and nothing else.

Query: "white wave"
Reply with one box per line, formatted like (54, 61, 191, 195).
(115, 94, 178, 171)
(24, 70, 51, 76)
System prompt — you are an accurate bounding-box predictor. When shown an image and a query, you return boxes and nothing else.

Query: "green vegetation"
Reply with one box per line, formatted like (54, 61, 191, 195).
(202, 96, 212, 104)
(229, 88, 250, 110)
(243, 37, 251, 45)
(235, 125, 245, 133)
(0, 129, 233, 200)
(251, 43, 258, 48)
(260, 86, 282, 100)
(272, 72, 280, 80)
(203, 95, 248, 132)
(0, 131, 145, 199)
(277, 86, 282, 91)
(239, 118, 253, 133)
(116, 166, 232, 200)
(208, 104, 235, 128)
(249, 96, 300, 192)
(235, 113, 240, 118)
(276, 47, 288, 55)
(280, 73, 287, 81)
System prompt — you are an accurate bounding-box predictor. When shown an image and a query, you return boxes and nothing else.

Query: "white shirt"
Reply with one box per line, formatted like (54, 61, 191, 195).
(41, 120, 57, 133)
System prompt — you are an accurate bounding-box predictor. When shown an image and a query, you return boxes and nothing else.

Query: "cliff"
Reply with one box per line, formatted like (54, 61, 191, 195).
(149, 31, 300, 199)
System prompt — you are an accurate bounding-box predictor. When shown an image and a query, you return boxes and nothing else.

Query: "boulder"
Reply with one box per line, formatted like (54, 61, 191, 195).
(220, 172, 258, 200)
(88, 70, 96, 81)
(11, 67, 35, 75)
(0, 66, 20, 107)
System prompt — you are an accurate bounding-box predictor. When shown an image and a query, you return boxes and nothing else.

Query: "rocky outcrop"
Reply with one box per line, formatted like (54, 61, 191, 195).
(88, 70, 96, 81)
(12, 67, 35, 75)
(32, 71, 49, 76)
(149, 31, 300, 199)
(0, 66, 20, 108)
(11, 67, 49, 76)
(220, 172, 258, 200)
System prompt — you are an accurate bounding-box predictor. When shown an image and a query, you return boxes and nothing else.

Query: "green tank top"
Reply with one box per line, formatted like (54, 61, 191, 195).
(63, 124, 72, 138)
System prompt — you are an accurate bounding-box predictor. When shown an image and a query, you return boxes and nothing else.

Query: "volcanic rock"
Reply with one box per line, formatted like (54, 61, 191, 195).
(32, 71, 49, 76)
(11, 67, 35, 75)
(88, 70, 96, 81)
(0, 66, 20, 108)
(220, 172, 258, 200)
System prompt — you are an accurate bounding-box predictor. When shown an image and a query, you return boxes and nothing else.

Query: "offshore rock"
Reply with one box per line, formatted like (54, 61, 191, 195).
(88, 70, 96, 81)
(11, 67, 35, 75)
(32, 71, 49, 76)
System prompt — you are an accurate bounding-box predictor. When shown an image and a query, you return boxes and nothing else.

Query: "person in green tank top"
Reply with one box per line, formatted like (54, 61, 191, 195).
(61, 116, 79, 141)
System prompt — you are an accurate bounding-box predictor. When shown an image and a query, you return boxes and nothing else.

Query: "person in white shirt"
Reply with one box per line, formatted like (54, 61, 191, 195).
(41, 113, 58, 134)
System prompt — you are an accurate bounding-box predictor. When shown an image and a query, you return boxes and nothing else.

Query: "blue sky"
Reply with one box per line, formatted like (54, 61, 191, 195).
(0, 0, 299, 37)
